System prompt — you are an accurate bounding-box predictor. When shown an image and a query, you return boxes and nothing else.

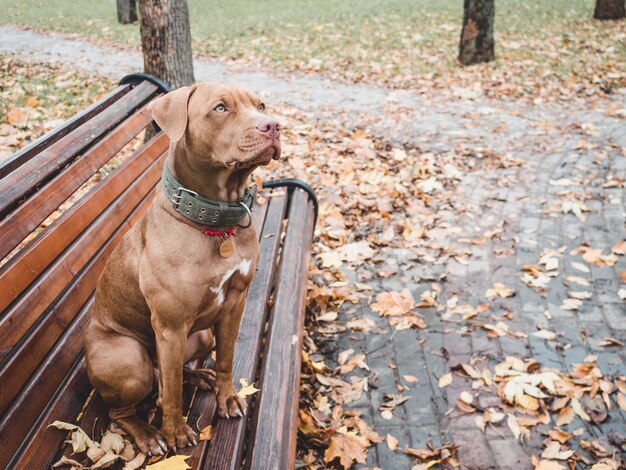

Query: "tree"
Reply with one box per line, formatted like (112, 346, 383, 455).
(117, 0, 138, 24)
(139, 0, 195, 90)
(593, 0, 625, 20)
(459, 0, 495, 66)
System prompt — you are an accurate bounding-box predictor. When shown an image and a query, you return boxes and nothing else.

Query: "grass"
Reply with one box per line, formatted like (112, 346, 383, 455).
(0, 1, 624, 97)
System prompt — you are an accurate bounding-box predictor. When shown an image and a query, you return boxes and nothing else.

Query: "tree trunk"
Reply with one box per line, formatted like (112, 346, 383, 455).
(459, 0, 495, 66)
(593, 0, 625, 20)
(139, 0, 195, 90)
(117, 0, 138, 24)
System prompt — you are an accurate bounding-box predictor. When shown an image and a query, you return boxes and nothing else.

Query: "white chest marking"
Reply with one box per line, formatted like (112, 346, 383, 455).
(210, 259, 252, 306)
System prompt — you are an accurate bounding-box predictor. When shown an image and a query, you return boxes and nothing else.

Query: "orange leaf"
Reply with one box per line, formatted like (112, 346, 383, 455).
(556, 407, 575, 427)
(371, 289, 414, 316)
(548, 429, 572, 444)
(324, 432, 368, 469)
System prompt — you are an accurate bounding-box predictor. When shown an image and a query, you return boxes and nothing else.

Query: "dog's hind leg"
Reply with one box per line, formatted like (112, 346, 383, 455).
(85, 330, 168, 456)
(183, 329, 217, 390)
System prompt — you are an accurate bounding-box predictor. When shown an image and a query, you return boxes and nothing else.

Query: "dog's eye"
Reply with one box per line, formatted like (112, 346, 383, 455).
(258, 103, 266, 112)
(214, 104, 226, 112)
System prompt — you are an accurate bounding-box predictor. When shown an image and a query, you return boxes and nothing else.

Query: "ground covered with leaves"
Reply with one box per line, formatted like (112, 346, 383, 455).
(2, 0, 625, 103)
(2, 15, 626, 468)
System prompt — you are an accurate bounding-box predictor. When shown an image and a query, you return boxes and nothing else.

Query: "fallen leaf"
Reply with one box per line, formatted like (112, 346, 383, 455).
(238, 378, 260, 398)
(459, 391, 473, 405)
(598, 337, 624, 347)
(533, 330, 557, 340)
(611, 240, 626, 255)
(438, 373, 453, 388)
(6, 108, 28, 126)
(324, 431, 368, 468)
(617, 393, 626, 412)
(371, 289, 414, 316)
(533, 459, 566, 470)
(101, 431, 124, 454)
(572, 262, 590, 273)
(571, 398, 591, 421)
(199, 425, 213, 441)
(146, 455, 191, 469)
(52, 457, 84, 469)
(123, 453, 146, 470)
(91, 451, 120, 469)
(560, 298, 583, 311)
(386, 433, 399, 451)
(548, 429, 572, 444)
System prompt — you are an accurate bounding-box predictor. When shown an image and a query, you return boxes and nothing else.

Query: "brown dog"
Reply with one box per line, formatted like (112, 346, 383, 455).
(84, 83, 281, 455)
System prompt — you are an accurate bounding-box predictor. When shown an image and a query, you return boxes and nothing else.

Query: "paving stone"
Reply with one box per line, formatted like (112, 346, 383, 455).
(488, 438, 532, 469)
(451, 430, 496, 470)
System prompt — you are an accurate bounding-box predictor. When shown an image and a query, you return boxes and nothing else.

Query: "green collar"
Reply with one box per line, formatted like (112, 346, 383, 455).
(161, 164, 256, 227)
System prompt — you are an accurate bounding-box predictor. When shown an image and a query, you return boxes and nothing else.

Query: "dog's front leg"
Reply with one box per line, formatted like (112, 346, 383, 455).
(215, 293, 248, 418)
(154, 325, 198, 449)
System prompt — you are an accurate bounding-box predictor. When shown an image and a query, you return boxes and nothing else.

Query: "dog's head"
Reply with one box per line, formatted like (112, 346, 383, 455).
(148, 82, 281, 169)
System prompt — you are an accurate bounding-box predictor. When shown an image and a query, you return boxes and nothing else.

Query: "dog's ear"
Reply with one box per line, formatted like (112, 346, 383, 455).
(148, 86, 194, 142)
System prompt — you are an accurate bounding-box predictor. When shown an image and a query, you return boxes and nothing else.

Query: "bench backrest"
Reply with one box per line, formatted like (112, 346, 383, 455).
(0, 77, 169, 466)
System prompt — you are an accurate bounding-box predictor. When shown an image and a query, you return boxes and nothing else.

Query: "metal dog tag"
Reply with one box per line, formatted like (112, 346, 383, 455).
(219, 238, 234, 258)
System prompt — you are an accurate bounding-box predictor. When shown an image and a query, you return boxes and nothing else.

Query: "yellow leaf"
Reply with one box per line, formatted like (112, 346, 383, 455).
(571, 398, 590, 421)
(237, 378, 260, 398)
(438, 373, 452, 388)
(146, 455, 191, 469)
(199, 425, 213, 441)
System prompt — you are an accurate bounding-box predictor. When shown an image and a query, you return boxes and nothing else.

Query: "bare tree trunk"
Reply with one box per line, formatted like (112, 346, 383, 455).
(117, 0, 138, 24)
(139, 0, 195, 90)
(594, 0, 625, 19)
(459, 0, 495, 66)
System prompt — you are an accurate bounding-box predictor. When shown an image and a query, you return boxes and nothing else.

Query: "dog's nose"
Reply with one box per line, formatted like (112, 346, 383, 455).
(256, 118, 281, 138)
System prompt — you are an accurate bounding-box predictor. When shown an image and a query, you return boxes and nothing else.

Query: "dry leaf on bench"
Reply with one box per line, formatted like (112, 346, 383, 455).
(146, 455, 191, 469)
(238, 378, 260, 398)
(199, 425, 213, 441)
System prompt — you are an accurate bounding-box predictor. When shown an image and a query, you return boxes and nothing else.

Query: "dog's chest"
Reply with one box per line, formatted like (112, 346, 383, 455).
(208, 257, 253, 307)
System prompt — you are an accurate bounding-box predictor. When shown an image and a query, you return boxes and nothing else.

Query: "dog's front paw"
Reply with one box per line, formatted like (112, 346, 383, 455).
(216, 382, 247, 418)
(162, 415, 197, 449)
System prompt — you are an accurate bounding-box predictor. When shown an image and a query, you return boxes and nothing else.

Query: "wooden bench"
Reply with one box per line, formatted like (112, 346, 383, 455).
(0, 73, 317, 469)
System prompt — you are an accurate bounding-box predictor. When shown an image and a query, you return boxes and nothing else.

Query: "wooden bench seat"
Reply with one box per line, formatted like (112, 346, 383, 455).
(0, 74, 316, 469)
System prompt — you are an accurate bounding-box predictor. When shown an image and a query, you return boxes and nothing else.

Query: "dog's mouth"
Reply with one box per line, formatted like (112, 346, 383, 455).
(226, 143, 281, 169)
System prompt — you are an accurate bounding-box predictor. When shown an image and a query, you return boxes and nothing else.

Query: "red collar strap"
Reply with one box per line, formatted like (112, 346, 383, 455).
(200, 225, 238, 238)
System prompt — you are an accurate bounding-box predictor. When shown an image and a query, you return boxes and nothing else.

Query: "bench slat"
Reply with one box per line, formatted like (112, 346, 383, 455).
(6, 358, 94, 469)
(0, 299, 92, 465)
(1, 179, 159, 467)
(0, 84, 131, 180)
(0, 81, 158, 220)
(201, 193, 288, 470)
(0, 105, 154, 261)
(247, 189, 315, 470)
(0, 133, 168, 329)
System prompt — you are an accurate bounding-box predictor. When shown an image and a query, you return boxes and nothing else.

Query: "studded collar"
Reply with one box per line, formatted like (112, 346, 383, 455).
(161, 164, 256, 227)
